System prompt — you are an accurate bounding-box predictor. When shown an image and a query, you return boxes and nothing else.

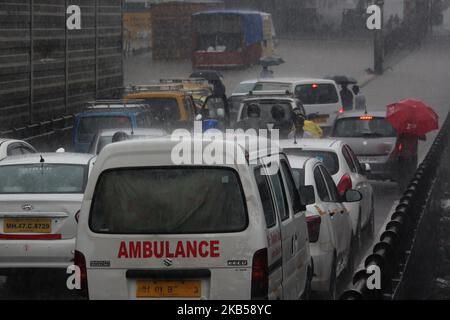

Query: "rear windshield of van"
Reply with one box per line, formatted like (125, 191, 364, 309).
(294, 84, 339, 104)
(284, 149, 339, 175)
(89, 168, 248, 234)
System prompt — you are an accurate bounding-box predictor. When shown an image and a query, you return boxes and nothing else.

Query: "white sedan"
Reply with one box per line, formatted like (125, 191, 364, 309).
(0, 153, 95, 270)
(281, 139, 375, 249)
(287, 155, 360, 299)
(0, 138, 37, 160)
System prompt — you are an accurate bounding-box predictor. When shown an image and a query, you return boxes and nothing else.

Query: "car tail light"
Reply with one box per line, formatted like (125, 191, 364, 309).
(398, 143, 404, 152)
(359, 116, 373, 120)
(251, 248, 268, 300)
(74, 250, 89, 299)
(306, 215, 321, 243)
(75, 210, 80, 223)
(338, 108, 344, 114)
(337, 174, 352, 195)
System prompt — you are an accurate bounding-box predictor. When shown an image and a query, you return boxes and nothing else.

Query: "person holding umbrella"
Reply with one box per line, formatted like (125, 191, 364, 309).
(386, 99, 439, 190)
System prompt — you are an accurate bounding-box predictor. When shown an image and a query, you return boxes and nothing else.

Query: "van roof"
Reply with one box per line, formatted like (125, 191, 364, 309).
(95, 134, 280, 170)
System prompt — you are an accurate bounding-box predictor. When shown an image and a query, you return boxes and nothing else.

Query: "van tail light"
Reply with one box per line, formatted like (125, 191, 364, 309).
(75, 210, 80, 223)
(338, 108, 344, 114)
(306, 215, 322, 243)
(251, 248, 269, 300)
(74, 250, 89, 299)
(337, 174, 352, 195)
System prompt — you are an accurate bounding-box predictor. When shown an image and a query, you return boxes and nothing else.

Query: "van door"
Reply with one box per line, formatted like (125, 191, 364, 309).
(279, 159, 309, 299)
(266, 164, 299, 300)
(253, 167, 283, 300)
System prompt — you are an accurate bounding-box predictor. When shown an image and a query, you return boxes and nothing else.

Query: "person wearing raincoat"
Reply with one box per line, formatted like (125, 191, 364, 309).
(289, 108, 323, 139)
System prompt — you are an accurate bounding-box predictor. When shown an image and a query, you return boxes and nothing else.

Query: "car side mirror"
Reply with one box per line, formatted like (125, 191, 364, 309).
(342, 189, 362, 203)
(299, 185, 315, 206)
(195, 114, 203, 121)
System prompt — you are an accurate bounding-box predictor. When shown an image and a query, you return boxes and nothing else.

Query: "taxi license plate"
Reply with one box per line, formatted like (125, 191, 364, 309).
(3, 218, 52, 233)
(136, 280, 201, 298)
(312, 116, 329, 124)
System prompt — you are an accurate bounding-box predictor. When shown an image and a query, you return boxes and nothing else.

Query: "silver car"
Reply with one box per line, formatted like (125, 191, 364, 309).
(330, 111, 413, 183)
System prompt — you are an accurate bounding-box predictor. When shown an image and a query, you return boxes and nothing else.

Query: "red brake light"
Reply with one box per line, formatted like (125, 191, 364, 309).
(398, 143, 403, 152)
(75, 210, 80, 223)
(312, 84, 319, 89)
(251, 248, 268, 300)
(339, 108, 344, 114)
(359, 116, 373, 120)
(74, 250, 89, 299)
(337, 174, 352, 195)
(306, 215, 321, 243)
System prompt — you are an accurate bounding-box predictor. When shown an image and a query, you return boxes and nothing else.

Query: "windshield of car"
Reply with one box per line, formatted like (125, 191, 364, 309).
(253, 82, 292, 92)
(0, 164, 87, 194)
(241, 101, 293, 123)
(294, 84, 339, 104)
(333, 117, 397, 138)
(77, 115, 132, 143)
(89, 167, 248, 234)
(233, 82, 257, 95)
(285, 149, 339, 175)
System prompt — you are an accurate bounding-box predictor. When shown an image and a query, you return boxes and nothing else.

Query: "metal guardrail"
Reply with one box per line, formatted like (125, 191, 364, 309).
(0, 115, 75, 152)
(341, 111, 450, 300)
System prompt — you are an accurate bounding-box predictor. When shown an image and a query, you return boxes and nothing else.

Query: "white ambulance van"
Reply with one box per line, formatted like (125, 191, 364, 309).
(75, 135, 312, 300)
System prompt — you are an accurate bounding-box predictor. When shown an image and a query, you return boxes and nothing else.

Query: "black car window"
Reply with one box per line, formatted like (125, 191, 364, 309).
(342, 146, 357, 173)
(269, 168, 290, 221)
(254, 168, 277, 228)
(320, 165, 340, 203)
(314, 166, 330, 202)
(280, 160, 303, 214)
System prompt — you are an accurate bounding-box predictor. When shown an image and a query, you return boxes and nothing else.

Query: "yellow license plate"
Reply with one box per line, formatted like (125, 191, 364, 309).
(3, 218, 52, 233)
(136, 280, 201, 298)
(313, 117, 329, 124)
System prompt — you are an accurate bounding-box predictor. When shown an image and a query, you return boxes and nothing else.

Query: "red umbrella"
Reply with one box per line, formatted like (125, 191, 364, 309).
(386, 99, 439, 136)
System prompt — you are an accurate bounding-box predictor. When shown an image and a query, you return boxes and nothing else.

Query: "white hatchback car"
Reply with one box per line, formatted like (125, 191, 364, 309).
(0, 153, 95, 270)
(0, 138, 37, 160)
(75, 135, 312, 300)
(252, 78, 343, 132)
(286, 155, 359, 299)
(281, 139, 375, 248)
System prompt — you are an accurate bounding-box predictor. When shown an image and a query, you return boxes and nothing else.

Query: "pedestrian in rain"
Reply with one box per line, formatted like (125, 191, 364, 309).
(340, 83, 354, 111)
(352, 85, 367, 111)
(259, 66, 274, 79)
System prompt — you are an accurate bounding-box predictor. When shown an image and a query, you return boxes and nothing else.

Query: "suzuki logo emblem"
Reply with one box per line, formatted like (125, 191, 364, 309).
(163, 258, 173, 267)
(22, 204, 33, 211)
